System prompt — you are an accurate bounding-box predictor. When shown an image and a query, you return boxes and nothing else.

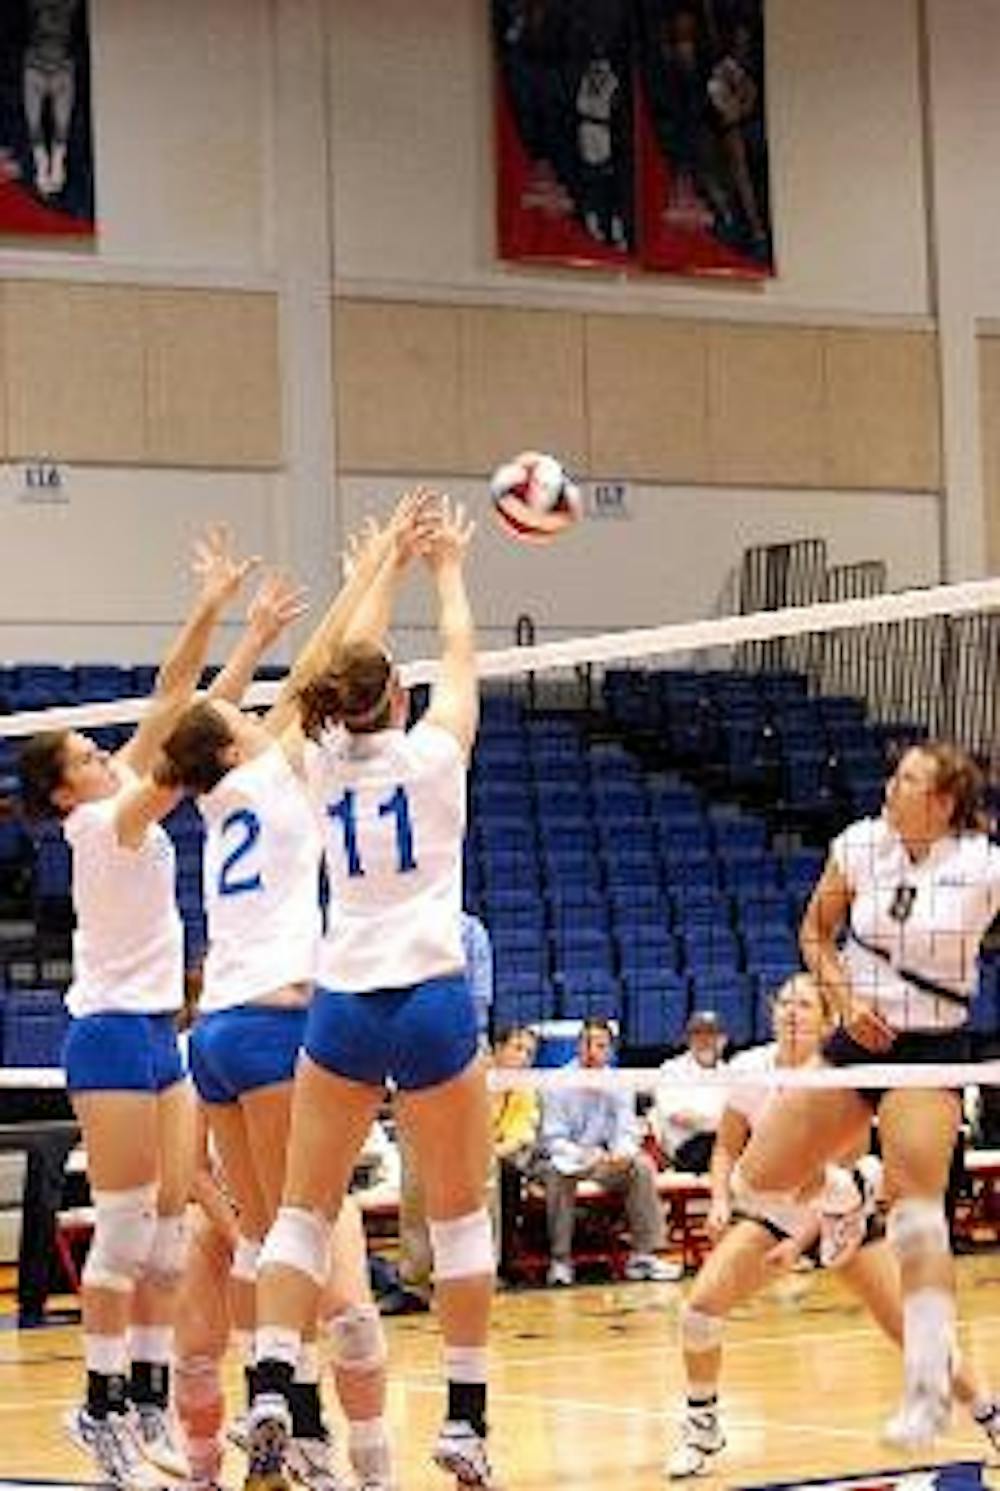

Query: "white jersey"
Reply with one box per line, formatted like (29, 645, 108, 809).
(833, 816, 1000, 1031)
(304, 721, 466, 993)
(724, 1043, 781, 1130)
(199, 744, 321, 1012)
(63, 764, 184, 1018)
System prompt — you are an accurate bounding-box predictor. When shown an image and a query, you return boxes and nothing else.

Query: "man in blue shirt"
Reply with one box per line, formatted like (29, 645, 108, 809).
(540, 1018, 681, 1286)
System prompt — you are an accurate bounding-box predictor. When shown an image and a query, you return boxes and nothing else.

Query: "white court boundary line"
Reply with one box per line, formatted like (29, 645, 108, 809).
(3, 575, 1000, 737)
(2, 1060, 999, 1092)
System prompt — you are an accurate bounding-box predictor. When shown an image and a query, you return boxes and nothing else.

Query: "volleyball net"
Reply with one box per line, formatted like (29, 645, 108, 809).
(1, 574, 1000, 1099)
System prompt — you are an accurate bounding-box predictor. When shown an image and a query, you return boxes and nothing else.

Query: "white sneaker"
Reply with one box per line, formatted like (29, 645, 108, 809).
(665, 1407, 725, 1479)
(245, 1396, 294, 1490)
(65, 1406, 161, 1489)
(433, 1419, 499, 1487)
(547, 1259, 574, 1287)
(624, 1253, 684, 1283)
(130, 1404, 188, 1478)
(972, 1401, 1000, 1457)
(286, 1437, 352, 1491)
(883, 1388, 951, 1451)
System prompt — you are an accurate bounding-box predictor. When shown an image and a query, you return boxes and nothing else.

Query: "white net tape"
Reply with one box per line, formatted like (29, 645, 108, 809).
(2, 575, 1000, 737)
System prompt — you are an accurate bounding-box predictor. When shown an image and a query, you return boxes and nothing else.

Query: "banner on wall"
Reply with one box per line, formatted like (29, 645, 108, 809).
(492, 0, 636, 268)
(635, 0, 773, 277)
(0, 0, 95, 238)
(492, 1, 773, 280)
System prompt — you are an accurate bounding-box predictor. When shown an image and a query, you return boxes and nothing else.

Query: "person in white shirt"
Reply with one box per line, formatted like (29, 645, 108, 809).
(18, 528, 259, 1488)
(666, 973, 1000, 1480)
(246, 496, 498, 1491)
(652, 1011, 729, 1173)
(733, 743, 1000, 1451)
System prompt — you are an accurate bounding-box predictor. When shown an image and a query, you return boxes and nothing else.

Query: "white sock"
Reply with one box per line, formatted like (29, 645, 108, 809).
(904, 1287, 955, 1398)
(128, 1325, 173, 1365)
(294, 1343, 320, 1385)
(444, 1345, 488, 1384)
(86, 1333, 128, 1377)
(257, 1327, 301, 1370)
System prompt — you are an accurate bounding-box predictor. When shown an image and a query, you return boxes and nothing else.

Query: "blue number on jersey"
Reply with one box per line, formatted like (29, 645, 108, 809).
(327, 785, 418, 878)
(218, 808, 263, 897)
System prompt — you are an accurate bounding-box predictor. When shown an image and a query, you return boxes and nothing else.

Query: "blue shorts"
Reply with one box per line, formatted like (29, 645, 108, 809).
(305, 974, 477, 1092)
(64, 1012, 186, 1096)
(190, 1005, 307, 1106)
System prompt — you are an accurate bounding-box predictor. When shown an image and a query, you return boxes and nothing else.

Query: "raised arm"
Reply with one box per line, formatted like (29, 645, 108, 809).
(207, 571, 308, 707)
(421, 497, 478, 759)
(117, 526, 258, 777)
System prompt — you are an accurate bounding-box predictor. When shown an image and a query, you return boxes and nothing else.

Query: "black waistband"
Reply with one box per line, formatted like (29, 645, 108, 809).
(847, 928, 970, 1010)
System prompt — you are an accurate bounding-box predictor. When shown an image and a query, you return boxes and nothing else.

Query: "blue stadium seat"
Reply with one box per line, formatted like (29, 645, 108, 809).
(2, 988, 69, 1066)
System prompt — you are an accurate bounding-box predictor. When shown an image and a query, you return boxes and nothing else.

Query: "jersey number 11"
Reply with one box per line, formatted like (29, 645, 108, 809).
(327, 786, 417, 878)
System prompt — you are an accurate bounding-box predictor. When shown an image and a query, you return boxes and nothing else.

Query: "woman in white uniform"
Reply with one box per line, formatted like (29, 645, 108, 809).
(18, 529, 260, 1488)
(243, 497, 497, 1491)
(734, 744, 1000, 1449)
(666, 973, 1000, 1479)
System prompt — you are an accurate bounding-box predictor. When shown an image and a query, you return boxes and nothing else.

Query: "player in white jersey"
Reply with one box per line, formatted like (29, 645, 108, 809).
(733, 743, 1000, 1450)
(17, 528, 262, 1488)
(245, 495, 498, 1491)
(157, 508, 432, 1491)
(666, 974, 1000, 1480)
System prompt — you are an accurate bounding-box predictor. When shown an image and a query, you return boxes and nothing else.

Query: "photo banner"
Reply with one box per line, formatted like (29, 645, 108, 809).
(492, 0, 636, 269)
(0, 0, 95, 238)
(493, 1, 773, 280)
(636, 0, 773, 277)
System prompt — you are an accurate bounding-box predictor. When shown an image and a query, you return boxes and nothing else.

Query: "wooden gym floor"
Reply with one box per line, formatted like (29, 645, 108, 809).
(0, 1256, 998, 1489)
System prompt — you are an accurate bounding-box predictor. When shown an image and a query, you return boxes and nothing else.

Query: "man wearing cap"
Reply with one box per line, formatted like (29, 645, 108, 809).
(652, 1012, 729, 1174)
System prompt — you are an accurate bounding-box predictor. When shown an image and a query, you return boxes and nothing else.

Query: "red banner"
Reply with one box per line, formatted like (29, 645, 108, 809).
(493, 1, 773, 282)
(0, 1, 95, 238)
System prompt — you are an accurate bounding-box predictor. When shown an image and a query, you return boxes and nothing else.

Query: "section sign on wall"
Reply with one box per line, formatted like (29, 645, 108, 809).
(0, 0, 95, 237)
(492, 0, 772, 281)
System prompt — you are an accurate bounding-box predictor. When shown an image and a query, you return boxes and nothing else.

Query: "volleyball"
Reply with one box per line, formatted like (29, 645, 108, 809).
(489, 450, 582, 544)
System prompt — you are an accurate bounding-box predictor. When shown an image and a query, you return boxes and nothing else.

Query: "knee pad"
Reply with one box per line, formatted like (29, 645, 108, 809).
(429, 1209, 495, 1283)
(82, 1184, 157, 1293)
(231, 1234, 261, 1285)
(142, 1213, 189, 1287)
(887, 1198, 949, 1262)
(681, 1306, 725, 1353)
(729, 1163, 807, 1240)
(326, 1303, 387, 1374)
(259, 1207, 331, 1287)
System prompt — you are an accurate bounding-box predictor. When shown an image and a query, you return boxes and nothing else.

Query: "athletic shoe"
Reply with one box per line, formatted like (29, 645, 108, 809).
(624, 1253, 684, 1283)
(665, 1407, 726, 1479)
(546, 1260, 574, 1287)
(65, 1405, 162, 1489)
(883, 1387, 951, 1451)
(433, 1419, 499, 1487)
(971, 1400, 1000, 1456)
(130, 1404, 188, 1478)
(245, 1396, 294, 1491)
(285, 1438, 352, 1491)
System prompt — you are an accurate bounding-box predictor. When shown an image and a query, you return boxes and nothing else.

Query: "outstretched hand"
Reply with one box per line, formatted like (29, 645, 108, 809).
(246, 571, 309, 646)
(416, 494, 475, 570)
(192, 525, 261, 611)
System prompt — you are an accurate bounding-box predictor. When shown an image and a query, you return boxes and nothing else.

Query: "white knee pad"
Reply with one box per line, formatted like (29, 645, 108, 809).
(82, 1184, 157, 1293)
(681, 1306, 725, 1353)
(887, 1198, 949, 1262)
(729, 1163, 808, 1240)
(142, 1213, 189, 1287)
(429, 1209, 495, 1283)
(231, 1234, 261, 1285)
(326, 1303, 387, 1374)
(259, 1207, 331, 1287)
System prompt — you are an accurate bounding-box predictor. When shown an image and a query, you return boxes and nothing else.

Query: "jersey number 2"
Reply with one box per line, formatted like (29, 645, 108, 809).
(218, 809, 263, 897)
(327, 786, 417, 878)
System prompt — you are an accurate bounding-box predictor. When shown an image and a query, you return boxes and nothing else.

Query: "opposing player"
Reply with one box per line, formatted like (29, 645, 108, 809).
(18, 529, 260, 1487)
(666, 973, 1000, 1478)
(245, 495, 497, 1490)
(733, 744, 1000, 1448)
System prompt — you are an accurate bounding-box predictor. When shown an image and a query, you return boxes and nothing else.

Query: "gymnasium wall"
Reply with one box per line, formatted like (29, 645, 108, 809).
(0, 0, 963, 665)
